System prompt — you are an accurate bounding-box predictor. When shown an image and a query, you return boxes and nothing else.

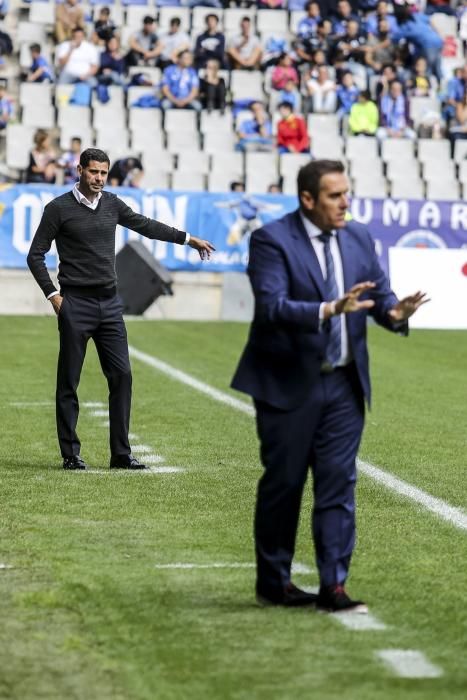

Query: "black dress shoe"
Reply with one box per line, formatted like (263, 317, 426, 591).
(109, 454, 147, 470)
(63, 455, 87, 470)
(257, 582, 318, 607)
(317, 584, 368, 613)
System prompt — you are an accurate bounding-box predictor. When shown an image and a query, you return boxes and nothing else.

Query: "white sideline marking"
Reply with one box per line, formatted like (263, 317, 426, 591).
(148, 466, 185, 474)
(376, 650, 443, 678)
(129, 344, 467, 532)
(0, 563, 13, 569)
(144, 454, 165, 464)
(358, 460, 467, 531)
(10, 401, 53, 407)
(100, 421, 110, 428)
(154, 561, 312, 571)
(291, 562, 313, 575)
(132, 444, 153, 453)
(89, 409, 108, 417)
(82, 402, 105, 408)
(129, 345, 256, 416)
(128, 433, 139, 440)
(332, 612, 387, 631)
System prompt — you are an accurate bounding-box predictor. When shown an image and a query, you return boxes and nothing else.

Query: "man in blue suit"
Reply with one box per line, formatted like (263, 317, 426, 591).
(231, 160, 426, 611)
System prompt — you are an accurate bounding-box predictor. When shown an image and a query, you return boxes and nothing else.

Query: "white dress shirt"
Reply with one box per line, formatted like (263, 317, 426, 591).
(300, 212, 351, 366)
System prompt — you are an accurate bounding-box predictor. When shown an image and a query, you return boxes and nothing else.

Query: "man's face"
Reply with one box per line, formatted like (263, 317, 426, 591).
(207, 16, 218, 31)
(78, 160, 109, 194)
(170, 22, 180, 34)
(390, 81, 402, 98)
(180, 51, 192, 68)
(377, 1, 387, 14)
(338, 1, 351, 17)
(71, 139, 81, 153)
(251, 103, 264, 120)
(241, 19, 250, 35)
(279, 105, 292, 119)
(144, 21, 155, 35)
(73, 30, 84, 46)
(301, 173, 350, 230)
(308, 3, 320, 17)
(347, 20, 359, 37)
(320, 20, 331, 36)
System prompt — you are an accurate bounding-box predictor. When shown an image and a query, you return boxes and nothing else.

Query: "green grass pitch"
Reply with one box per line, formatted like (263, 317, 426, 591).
(0, 317, 466, 700)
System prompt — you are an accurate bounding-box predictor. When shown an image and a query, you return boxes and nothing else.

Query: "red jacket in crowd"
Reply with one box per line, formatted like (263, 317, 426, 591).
(277, 114, 310, 153)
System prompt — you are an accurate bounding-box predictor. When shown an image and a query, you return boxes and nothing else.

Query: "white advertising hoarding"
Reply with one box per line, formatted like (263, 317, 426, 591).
(388, 247, 467, 330)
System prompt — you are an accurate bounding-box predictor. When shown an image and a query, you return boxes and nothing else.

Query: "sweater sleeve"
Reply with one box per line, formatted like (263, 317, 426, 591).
(26, 202, 60, 298)
(115, 196, 187, 244)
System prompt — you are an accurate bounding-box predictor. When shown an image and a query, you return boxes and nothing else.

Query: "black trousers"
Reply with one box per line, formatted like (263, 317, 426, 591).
(56, 291, 132, 458)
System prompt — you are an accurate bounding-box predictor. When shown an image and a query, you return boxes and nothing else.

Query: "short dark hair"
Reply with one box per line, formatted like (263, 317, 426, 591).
(30, 43, 41, 53)
(71, 136, 82, 144)
(206, 13, 219, 23)
(79, 148, 110, 168)
(170, 17, 181, 26)
(72, 26, 84, 34)
(297, 160, 345, 200)
(143, 15, 155, 24)
(278, 101, 293, 111)
(241, 15, 251, 22)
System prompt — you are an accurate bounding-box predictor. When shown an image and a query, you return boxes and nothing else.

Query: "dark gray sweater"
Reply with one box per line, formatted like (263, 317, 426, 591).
(27, 190, 186, 297)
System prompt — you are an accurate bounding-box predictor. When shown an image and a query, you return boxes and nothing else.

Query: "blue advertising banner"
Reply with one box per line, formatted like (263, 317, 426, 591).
(0, 184, 466, 275)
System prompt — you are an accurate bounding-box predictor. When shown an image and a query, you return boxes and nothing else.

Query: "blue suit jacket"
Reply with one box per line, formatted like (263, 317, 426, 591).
(231, 209, 406, 410)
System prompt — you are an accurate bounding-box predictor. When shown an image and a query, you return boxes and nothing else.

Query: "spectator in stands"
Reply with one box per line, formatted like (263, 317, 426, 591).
(332, 0, 360, 36)
(365, 18, 396, 73)
(336, 71, 359, 117)
(392, 2, 443, 81)
(348, 89, 379, 135)
(57, 27, 99, 87)
(405, 56, 437, 97)
(227, 17, 262, 70)
(199, 58, 226, 112)
(297, 2, 322, 40)
(271, 53, 299, 91)
(444, 64, 466, 122)
(194, 14, 226, 69)
(55, 0, 85, 45)
(92, 6, 117, 46)
(276, 102, 310, 154)
(57, 136, 81, 184)
(375, 62, 398, 98)
(99, 37, 126, 86)
(294, 18, 332, 64)
(331, 18, 368, 67)
(258, 0, 286, 7)
(26, 129, 57, 184)
(377, 79, 416, 140)
(261, 36, 291, 70)
(158, 18, 191, 70)
(161, 50, 202, 111)
(365, 1, 397, 36)
(267, 182, 283, 194)
(230, 181, 245, 192)
(108, 157, 144, 188)
(236, 101, 274, 152)
(27, 44, 53, 83)
(0, 81, 14, 130)
(448, 92, 467, 150)
(0, 26, 12, 68)
(127, 16, 161, 68)
(278, 78, 301, 111)
(305, 65, 337, 113)
(425, 0, 457, 17)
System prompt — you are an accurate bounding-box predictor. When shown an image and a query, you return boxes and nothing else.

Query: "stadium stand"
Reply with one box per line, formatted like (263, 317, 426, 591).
(0, 0, 465, 198)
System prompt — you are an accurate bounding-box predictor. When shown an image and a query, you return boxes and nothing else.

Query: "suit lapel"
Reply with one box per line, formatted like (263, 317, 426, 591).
(290, 210, 326, 299)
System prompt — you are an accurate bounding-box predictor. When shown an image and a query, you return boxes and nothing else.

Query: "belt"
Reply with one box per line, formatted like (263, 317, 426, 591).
(320, 361, 354, 375)
(61, 285, 117, 299)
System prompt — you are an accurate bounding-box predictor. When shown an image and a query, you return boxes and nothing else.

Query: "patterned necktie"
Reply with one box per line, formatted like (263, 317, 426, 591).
(319, 232, 342, 368)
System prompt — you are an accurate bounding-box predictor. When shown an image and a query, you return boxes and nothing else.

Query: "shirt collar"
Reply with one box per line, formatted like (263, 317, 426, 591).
(73, 182, 102, 209)
(299, 211, 335, 240)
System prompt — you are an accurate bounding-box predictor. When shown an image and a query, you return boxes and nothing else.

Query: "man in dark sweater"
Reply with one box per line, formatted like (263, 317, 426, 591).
(27, 148, 214, 471)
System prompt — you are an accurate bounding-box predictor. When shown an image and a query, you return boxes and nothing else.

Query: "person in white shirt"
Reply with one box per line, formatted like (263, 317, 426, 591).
(306, 65, 337, 113)
(158, 17, 191, 69)
(227, 16, 262, 70)
(57, 27, 99, 86)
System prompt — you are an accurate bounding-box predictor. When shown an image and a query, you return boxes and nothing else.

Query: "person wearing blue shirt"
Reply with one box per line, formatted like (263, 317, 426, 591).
(161, 50, 201, 111)
(365, 0, 397, 36)
(337, 71, 359, 116)
(0, 82, 13, 129)
(297, 1, 321, 40)
(28, 43, 53, 83)
(332, 0, 360, 36)
(444, 66, 467, 122)
(236, 101, 274, 152)
(392, 4, 443, 81)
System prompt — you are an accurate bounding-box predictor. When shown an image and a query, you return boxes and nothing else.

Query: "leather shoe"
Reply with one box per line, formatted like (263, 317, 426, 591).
(109, 454, 147, 470)
(257, 582, 318, 607)
(317, 584, 368, 613)
(63, 455, 87, 470)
